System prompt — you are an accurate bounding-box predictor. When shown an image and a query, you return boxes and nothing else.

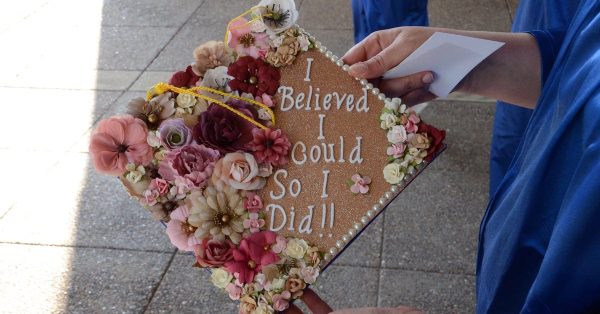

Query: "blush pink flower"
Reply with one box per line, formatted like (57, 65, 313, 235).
(225, 231, 279, 284)
(165, 205, 200, 252)
(225, 283, 242, 300)
(350, 174, 371, 194)
(243, 212, 265, 233)
(244, 192, 263, 213)
(272, 290, 291, 311)
(158, 143, 220, 189)
(211, 152, 266, 190)
(386, 143, 406, 159)
(250, 128, 291, 166)
(89, 115, 153, 176)
(405, 111, 421, 133)
(272, 235, 287, 254)
(255, 93, 274, 108)
(227, 18, 270, 59)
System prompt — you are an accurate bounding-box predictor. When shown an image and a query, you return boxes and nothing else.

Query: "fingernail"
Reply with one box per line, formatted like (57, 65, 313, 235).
(422, 72, 434, 84)
(349, 63, 367, 76)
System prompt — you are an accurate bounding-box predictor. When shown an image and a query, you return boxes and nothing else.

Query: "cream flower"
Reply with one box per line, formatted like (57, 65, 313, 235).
(176, 93, 197, 109)
(254, 302, 274, 314)
(258, 0, 299, 35)
(380, 112, 398, 130)
(269, 277, 285, 291)
(211, 152, 266, 191)
(187, 184, 245, 244)
(285, 238, 309, 259)
(387, 125, 408, 144)
(211, 268, 233, 289)
(124, 163, 145, 183)
(384, 97, 401, 112)
(383, 162, 405, 184)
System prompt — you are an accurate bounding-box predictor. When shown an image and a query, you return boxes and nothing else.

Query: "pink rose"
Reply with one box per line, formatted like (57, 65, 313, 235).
(158, 143, 220, 189)
(226, 283, 242, 300)
(387, 143, 406, 158)
(272, 291, 291, 311)
(387, 125, 408, 144)
(211, 152, 266, 190)
(194, 238, 235, 267)
(150, 178, 169, 196)
(405, 112, 421, 133)
(140, 189, 160, 206)
(272, 235, 287, 254)
(244, 192, 263, 212)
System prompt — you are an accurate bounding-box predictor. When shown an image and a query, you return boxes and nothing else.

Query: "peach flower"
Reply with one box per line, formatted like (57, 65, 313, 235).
(211, 152, 266, 190)
(89, 115, 153, 176)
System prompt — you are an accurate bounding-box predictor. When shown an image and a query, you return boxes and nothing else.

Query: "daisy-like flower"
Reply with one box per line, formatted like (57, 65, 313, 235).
(258, 0, 299, 35)
(228, 56, 280, 97)
(225, 230, 279, 283)
(250, 128, 291, 166)
(127, 93, 176, 129)
(227, 17, 270, 59)
(187, 184, 246, 244)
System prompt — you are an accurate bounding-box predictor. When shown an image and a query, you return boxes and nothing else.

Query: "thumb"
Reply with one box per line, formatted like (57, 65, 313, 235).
(348, 51, 390, 79)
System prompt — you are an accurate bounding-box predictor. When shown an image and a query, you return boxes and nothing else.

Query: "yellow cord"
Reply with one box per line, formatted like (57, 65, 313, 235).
(147, 82, 274, 130)
(223, 6, 273, 44)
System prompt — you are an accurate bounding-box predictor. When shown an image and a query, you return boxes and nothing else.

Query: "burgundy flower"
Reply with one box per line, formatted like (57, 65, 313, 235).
(250, 128, 291, 166)
(169, 65, 201, 88)
(225, 231, 279, 284)
(227, 56, 280, 97)
(193, 100, 259, 154)
(194, 238, 235, 267)
(158, 143, 220, 188)
(418, 122, 446, 162)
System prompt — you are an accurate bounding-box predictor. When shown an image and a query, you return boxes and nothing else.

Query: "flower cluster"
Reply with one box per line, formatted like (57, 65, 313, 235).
(88, 1, 322, 313)
(380, 98, 446, 184)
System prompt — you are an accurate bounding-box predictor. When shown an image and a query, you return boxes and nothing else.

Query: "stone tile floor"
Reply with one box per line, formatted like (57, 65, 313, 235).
(0, 0, 515, 313)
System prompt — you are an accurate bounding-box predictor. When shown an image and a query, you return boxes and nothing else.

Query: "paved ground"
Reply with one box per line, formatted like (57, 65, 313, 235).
(0, 0, 518, 313)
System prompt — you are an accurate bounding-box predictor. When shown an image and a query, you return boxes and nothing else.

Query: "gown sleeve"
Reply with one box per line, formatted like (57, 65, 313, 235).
(526, 29, 567, 85)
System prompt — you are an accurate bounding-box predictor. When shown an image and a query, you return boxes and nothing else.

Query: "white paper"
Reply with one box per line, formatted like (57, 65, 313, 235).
(383, 32, 504, 97)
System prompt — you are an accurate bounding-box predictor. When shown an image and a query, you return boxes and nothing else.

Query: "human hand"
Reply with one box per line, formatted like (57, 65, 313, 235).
(283, 288, 422, 314)
(341, 26, 438, 106)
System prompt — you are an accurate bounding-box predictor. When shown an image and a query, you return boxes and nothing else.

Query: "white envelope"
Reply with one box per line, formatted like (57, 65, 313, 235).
(383, 32, 504, 97)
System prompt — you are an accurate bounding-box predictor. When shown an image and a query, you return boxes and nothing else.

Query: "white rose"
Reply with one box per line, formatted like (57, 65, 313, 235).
(146, 131, 161, 148)
(298, 34, 310, 51)
(176, 93, 196, 109)
(210, 268, 233, 289)
(384, 98, 401, 111)
(383, 162, 405, 184)
(285, 238, 309, 259)
(125, 164, 145, 183)
(379, 112, 398, 130)
(269, 33, 284, 48)
(269, 277, 285, 291)
(300, 266, 319, 284)
(387, 125, 408, 144)
(399, 104, 407, 114)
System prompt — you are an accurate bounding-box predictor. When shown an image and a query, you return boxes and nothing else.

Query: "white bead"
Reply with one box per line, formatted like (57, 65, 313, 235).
(315, 41, 322, 48)
(379, 197, 387, 205)
(348, 229, 357, 237)
(342, 64, 350, 71)
(385, 191, 393, 199)
(378, 93, 386, 101)
(365, 83, 374, 90)
(390, 185, 399, 193)
(324, 253, 332, 261)
(409, 167, 416, 175)
(371, 88, 380, 95)
(360, 216, 369, 224)
(319, 47, 326, 53)
(336, 59, 344, 66)
(329, 247, 338, 255)
(336, 240, 344, 248)
(367, 210, 375, 218)
(354, 222, 363, 231)
(342, 235, 350, 242)
(325, 51, 333, 58)
(360, 79, 368, 86)
(372, 204, 382, 212)
(331, 55, 339, 62)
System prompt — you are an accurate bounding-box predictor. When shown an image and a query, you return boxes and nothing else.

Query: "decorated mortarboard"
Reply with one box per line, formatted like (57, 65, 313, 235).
(88, 0, 446, 312)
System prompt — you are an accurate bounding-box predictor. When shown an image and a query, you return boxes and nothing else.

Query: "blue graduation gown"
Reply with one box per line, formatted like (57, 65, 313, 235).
(351, 0, 428, 43)
(477, 0, 600, 312)
(489, 0, 581, 196)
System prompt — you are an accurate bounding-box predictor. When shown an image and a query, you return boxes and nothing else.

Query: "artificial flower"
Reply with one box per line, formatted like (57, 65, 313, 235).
(285, 273, 306, 298)
(418, 122, 446, 162)
(165, 205, 199, 252)
(272, 235, 287, 254)
(284, 238, 308, 259)
(300, 266, 319, 284)
(90, 115, 154, 176)
(124, 163, 146, 183)
(384, 97, 402, 112)
(228, 56, 281, 97)
(409, 133, 430, 150)
(127, 93, 176, 129)
(226, 283, 242, 300)
(119, 173, 150, 200)
(169, 176, 194, 200)
(380, 112, 398, 130)
(187, 184, 246, 244)
(244, 192, 263, 213)
(211, 268, 233, 289)
(157, 118, 193, 150)
(387, 143, 406, 159)
(176, 93, 197, 109)
(255, 93, 274, 107)
(243, 212, 265, 233)
(227, 17, 270, 59)
(211, 152, 266, 190)
(269, 277, 286, 291)
(258, 0, 299, 35)
(169, 65, 200, 88)
(383, 162, 405, 184)
(194, 238, 235, 267)
(350, 174, 371, 194)
(193, 100, 259, 154)
(225, 231, 279, 283)
(265, 28, 301, 67)
(387, 125, 408, 144)
(192, 41, 235, 77)
(147, 131, 162, 148)
(254, 302, 274, 314)
(261, 264, 281, 283)
(305, 246, 321, 265)
(158, 143, 220, 189)
(272, 290, 291, 311)
(198, 66, 233, 102)
(140, 177, 170, 207)
(250, 128, 291, 166)
(239, 295, 257, 314)
(405, 111, 421, 133)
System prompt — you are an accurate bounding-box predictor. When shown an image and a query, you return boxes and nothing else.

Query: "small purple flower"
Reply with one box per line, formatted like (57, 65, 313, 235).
(158, 118, 192, 150)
